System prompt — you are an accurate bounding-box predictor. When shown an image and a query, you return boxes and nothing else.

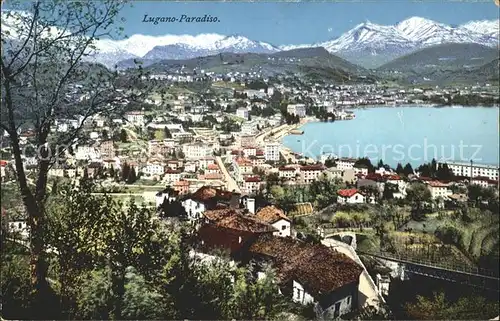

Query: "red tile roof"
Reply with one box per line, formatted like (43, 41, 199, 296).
(301, 164, 325, 171)
(337, 188, 362, 198)
(248, 235, 363, 296)
(174, 180, 190, 186)
(203, 208, 241, 222)
(201, 173, 223, 180)
(187, 186, 238, 203)
(0, 160, 8, 166)
(365, 173, 385, 182)
(207, 164, 219, 170)
(427, 181, 448, 188)
(255, 205, 290, 223)
(244, 176, 261, 183)
(217, 215, 275, 233)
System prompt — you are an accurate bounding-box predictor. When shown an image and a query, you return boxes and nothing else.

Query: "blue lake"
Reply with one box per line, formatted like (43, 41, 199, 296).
(282, 107, 499, 168)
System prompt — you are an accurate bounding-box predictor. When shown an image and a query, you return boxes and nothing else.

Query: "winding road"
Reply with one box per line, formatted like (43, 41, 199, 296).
(215, 156, 241, 193)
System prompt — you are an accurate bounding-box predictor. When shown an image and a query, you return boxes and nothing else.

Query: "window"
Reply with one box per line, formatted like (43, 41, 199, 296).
(282, 225, 287, 230)
(296, 288, 302, 300)
(346, 296, 351, 305)
(333, 302, 341, 318)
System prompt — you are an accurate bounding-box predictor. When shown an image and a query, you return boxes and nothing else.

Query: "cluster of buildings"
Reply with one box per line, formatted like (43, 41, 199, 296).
(155, 185, 364, 319)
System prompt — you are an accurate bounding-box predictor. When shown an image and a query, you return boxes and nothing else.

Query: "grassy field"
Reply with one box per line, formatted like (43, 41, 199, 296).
(212, 81, 245, 90)
(401, 210, 499, 265)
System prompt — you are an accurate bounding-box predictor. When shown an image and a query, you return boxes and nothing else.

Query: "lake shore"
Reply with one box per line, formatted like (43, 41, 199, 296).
(280, 106, 499, 167)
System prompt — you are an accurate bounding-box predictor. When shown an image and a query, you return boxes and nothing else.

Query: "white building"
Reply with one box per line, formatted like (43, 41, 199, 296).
(426, 181, 452, 199)
(287, 104, 306, 117)
(7, 220, 29, 239)
(279, 166, 298, 179)
(255, 205, 291, 237)
(243, 176, 263, 195)
(442, 161, 499, 181)
(236, 107, 249, 120)
(337, 189, 365, 204)
(300, 165, 325, 184)
(165, 169, 182, 184)
(264, 143, 280, 162)
(125, 111, 145, 127)
(241, 121, 259, 136)
(142, 162, 165, 176)
(74, 145, 101, 161)
(182, 143, 213, 159)
(336, 158, 357, 171)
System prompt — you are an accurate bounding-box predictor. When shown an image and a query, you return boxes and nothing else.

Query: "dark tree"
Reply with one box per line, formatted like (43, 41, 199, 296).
(403, 163, 414, 176)
(121, 163, 130, 182)
(127, 167, 137, 184)
(436, 162, 454, 180)
(396, 163, 404, 175)
(120, 129, 128, 143)
(354, 157, 375, 173)
(164, 127, 172, 139)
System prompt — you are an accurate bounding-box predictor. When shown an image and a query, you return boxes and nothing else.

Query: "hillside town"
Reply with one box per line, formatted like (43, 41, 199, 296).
(1, 2, 499, 320)
(2, 72, 499, 320)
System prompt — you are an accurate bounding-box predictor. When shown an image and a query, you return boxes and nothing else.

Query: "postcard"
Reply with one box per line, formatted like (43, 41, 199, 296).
(1, 1, 499, 320)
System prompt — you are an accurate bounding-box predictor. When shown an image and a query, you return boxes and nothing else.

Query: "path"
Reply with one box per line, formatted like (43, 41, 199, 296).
(321, 238, 384, 310)
(215, 156, 241, 193)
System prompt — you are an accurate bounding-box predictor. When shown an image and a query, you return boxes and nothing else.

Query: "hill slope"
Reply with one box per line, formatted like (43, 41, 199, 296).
(378, 43, 499, 72)
(137, 48, 371, 83)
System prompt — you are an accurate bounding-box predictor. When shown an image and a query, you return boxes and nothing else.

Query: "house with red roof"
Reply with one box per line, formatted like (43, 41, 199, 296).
(255, 205, 291, 237)
(300, 164, 325, 184)
(243, 176, 264, 195)
(426, 180, 452, 200)
(173, 180, 190, 195)
(180, 186, 241, 220)
(0, 160, 8, 178)
(470, 176, 498, 188)
(337, 189, 365, 204)
(165, 169, 182, 184)
(206, 163, 220, 174)
(245, 235, 363, 319)
(279, 166, 299, 180)
(197, 209, 276, 255)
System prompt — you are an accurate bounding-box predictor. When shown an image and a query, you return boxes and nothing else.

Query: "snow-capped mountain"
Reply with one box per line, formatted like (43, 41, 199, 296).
(396, 17, 497, 47)
(461, 20, 500, 40)
(290, 16, 499, 67)
(142, 35, 279, 61)
(319, 21, 415, 54)
(2, 10, 498, 69)
(90, 34, 280, 68)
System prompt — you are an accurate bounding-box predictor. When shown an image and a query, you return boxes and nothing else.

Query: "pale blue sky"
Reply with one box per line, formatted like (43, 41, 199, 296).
(117, 1, 499, 45)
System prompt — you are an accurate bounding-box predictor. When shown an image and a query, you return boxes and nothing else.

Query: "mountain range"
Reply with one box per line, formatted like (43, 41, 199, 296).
(88, 16, 499, 69)
(1, 13, 498, 70)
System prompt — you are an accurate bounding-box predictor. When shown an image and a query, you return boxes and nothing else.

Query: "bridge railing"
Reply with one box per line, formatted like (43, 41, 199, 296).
(359, 250, 499, 278)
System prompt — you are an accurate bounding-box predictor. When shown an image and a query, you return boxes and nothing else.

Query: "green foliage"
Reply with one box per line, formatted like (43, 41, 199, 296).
(122, 267, 165, 319)
(405, 291, 499, 320)
(120, 129, 128, 143)
(76, 269, 113, 320)
(354, 158, 374, 173)
(0, 181, 295, 320)
(1, 255, 32, 319)
(406, 182, 432, 218)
